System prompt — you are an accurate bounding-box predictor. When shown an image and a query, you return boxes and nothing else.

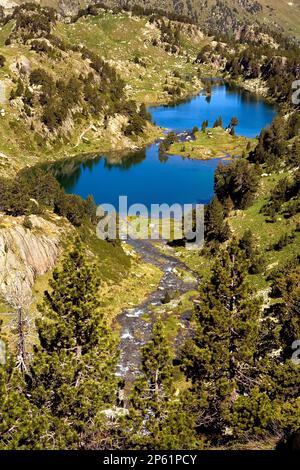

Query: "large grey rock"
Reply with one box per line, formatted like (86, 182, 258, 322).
(0, 213, 66, 303)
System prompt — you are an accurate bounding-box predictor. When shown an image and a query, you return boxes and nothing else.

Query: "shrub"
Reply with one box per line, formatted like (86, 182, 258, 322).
(54, 192, 94, 227)
(215, 159, 259, 209)
(0, 170, 97, 227)
(23, 216, 33, 229)
(9, 4, 56, 43)
(10, 79, 24, 100)
(31, 39, 50, 52)
(273, 232, 295, 251)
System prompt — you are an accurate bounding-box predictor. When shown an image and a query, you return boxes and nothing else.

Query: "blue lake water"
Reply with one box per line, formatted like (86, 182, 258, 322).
(149, 83, 276, 138)
(58, 84, 277, 208)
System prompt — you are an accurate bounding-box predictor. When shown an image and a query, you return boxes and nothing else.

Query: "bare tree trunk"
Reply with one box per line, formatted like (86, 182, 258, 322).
(16, 305, 27, 373)
(1, 273, 32, 374)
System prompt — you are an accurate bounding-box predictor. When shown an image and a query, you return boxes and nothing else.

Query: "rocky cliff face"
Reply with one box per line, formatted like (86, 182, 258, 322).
(0, 213, 69, 304)
(9, 0, 83, 15)
(9, 0, 300, 40)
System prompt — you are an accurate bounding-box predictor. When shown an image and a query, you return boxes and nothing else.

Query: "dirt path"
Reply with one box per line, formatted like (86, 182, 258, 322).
(75, 124, 94, 147)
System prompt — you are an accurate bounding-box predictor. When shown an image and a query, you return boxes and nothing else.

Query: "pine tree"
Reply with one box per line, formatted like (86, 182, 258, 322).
(182, 240, 262, 439)
(239, 229, 255, 259)
(27, 239, 119, 448)
(223, 196, 234, 217)
(215, 159, 259, 209)
(201, 119, 208, 132)
(235, 262, 300, 438)
(0, 321, 49, 449)
(230, 116, 239, 129)
(205, 196, 231, 242)
(239, 229, 265, 274)
(126, 321, 198, 450)
(213, 116, 223, 128)
(276, 269, 300, 361)
(264, 262, 300, 388)
(192, 126, 198, 136)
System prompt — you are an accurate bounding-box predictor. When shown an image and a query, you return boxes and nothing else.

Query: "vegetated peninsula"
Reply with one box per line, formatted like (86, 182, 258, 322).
(167, 125, 257, 159)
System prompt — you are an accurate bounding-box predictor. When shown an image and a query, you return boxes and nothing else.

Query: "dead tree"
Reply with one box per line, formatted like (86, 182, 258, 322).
(1, 274, 32, 373)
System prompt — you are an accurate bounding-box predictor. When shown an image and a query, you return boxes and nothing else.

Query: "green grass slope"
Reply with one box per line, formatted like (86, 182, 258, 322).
(0, 8, 208, 176)
(54, 10, 207, 104)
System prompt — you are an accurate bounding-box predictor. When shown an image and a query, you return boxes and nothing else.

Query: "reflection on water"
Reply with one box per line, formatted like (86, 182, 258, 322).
(103, 149, 147, 171)
(56, 144, 224, 208)
(52, 83, 277, 208)
(149, 82, 276, 137)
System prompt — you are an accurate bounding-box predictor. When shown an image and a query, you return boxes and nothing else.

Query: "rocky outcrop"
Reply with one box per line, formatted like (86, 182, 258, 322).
(0, 0, 17, 12)
(239, 77, 269, 96)
(0, 213, 69, 304)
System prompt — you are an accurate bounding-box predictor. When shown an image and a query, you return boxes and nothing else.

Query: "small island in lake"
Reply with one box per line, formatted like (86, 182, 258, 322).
(167, 126, 257, 160)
